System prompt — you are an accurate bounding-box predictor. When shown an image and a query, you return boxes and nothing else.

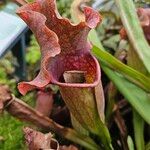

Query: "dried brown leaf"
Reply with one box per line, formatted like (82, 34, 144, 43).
(23, 127, 79, 150)
(23, 127, 58, 150)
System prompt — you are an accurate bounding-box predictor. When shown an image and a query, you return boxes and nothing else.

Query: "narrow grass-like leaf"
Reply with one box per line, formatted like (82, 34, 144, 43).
(133, 111, 145, 150)
(127, 136, 135, 150)
(100, 65, 150, 124)
(89, 32, 150, 124)
(115, 0, 150, 73)
(92, 46, 150, 92)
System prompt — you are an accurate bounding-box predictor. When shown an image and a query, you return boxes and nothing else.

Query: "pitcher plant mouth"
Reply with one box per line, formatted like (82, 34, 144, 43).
(50, 55, 101, 88)
(16, 0, 102, 95)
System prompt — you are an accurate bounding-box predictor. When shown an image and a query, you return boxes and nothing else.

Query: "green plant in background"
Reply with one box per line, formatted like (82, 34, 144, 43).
(26, 35, 40, 65)
(91, 0, 150, 150)
(57, 0, 73, 17)
(0, 114, 25, 150)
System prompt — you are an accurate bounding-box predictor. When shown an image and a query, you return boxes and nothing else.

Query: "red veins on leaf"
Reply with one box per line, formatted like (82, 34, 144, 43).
(17, 0, 102, 95)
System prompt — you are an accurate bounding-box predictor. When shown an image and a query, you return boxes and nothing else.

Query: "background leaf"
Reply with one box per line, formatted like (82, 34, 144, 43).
(115, 0, 150, 73)
(89, 32, 150, 124)
(133, 111, 145, 150)
(127, 136, 135, 150)
(92, 46, 150, 92)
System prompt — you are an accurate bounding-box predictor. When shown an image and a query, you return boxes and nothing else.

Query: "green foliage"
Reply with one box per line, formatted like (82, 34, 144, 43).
(89, 0, 150, 147)
(115, 0, 150, 73)
(133, 111, 145, 150)
(0, 52, 36, 149)
(0, 53, 14, 82)
(145, 142, 150, 150)
(0, 113, 25, 150)
(127, 136, 135, 150)
(0, 67, 7, 80)
(92, 45, 150, 124)
(0, 54, 17, 95)
(26, 35, 40, 65)
(0, 26, 37, 150)
(57, 0, 73, 18)
(92, 46, 150, 92)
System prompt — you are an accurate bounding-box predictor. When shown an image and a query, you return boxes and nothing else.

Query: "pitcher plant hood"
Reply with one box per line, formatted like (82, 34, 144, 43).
(17, 0, 102, 95)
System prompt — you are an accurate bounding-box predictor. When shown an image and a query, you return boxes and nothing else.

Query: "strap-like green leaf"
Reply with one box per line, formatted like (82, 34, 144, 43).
(89, 31, 150, 124)
(127, 136, 135, 150)
(92, 46, 150, 92)
(115, 0, 150, 73)
(133, 111, 145, 150)
(102, 66, 150, 124)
